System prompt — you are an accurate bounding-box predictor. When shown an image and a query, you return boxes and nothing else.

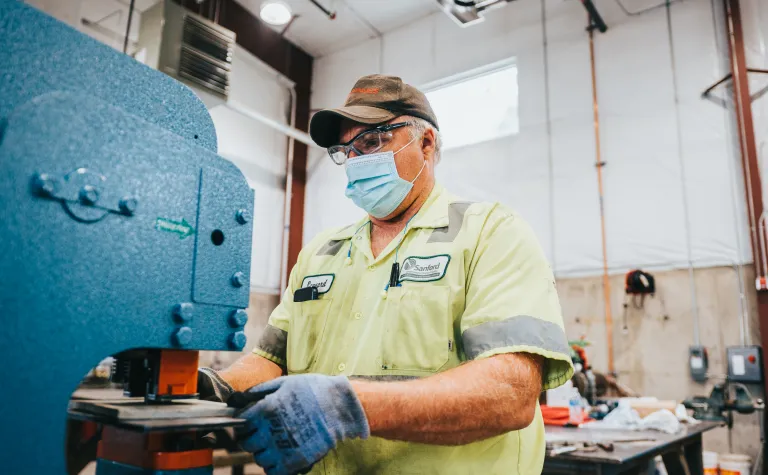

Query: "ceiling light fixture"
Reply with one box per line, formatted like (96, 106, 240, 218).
(260, 1, 293, 26)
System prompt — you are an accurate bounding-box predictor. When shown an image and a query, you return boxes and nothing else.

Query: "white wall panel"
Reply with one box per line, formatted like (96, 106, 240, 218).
(381, 16, 433, 86)
(551, 120, 605, 275)
(437, 125, 552, 256)
(742, 0, 768, 231)
(312, 38, 382, 111)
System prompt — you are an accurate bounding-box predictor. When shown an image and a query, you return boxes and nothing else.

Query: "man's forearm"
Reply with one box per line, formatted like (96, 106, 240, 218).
(218, 352, 284, 392)
(351, 353, 543, 445)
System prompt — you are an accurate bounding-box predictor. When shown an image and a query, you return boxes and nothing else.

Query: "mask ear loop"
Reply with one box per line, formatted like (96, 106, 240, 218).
(345, 221, 371, 267)
(393, 134, 418, 155)
(394, 132, 426, 185)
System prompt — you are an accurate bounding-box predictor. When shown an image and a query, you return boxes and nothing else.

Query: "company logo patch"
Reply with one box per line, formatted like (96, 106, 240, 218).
(301, 274, 335, 294)
(399, 255, 451, 283)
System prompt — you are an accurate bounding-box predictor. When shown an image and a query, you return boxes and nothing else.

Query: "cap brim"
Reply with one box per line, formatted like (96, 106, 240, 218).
(309, 106, 397, 147)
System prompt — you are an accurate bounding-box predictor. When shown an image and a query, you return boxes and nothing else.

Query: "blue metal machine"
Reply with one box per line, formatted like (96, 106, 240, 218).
(0, 1, 253, 472)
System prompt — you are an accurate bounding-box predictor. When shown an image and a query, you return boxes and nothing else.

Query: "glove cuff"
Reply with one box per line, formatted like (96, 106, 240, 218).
(324, 376, 371, 441)
(199, 367, 234, 403)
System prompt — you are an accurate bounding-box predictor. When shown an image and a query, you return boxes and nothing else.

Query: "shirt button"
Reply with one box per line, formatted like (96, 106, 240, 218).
(354, 312, 362, 320)
(356, 236, 362, 240)
(368, 265, 375, 271)
(338, 363, 346, 372)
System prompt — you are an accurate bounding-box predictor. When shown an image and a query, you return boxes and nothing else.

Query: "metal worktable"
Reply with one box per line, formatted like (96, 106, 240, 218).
(543, 421, 723, 475)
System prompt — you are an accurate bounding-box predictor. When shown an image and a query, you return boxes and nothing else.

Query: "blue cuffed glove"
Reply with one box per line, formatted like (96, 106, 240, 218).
(233, 374, 370, 475)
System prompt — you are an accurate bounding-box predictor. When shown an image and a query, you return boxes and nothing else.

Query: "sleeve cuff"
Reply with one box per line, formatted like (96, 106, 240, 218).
(462, 315, 575, 390)
(473, 345, 574, 390)
(253, 347, 286, 367)
(253, 324, 287, 367)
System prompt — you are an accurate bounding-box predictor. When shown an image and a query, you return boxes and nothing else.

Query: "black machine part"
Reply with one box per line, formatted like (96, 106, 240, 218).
(689, 346, 709, 383)
(625, 269, 655, 295)
(111, 350, 198, 402)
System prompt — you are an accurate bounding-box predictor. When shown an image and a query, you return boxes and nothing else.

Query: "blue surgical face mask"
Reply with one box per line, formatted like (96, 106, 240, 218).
(344, 137, 425, 219)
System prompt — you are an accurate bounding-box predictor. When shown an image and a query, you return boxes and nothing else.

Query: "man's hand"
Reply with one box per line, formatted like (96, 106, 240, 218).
(233, 375, 369, 475)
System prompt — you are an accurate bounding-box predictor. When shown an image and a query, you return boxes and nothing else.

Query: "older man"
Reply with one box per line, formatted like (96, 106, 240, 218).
(199, 74, 574, 474)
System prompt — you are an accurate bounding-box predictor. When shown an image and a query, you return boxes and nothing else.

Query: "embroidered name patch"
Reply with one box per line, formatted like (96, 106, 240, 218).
(399, 255, 450, 283)
(301, 274, 335, 294)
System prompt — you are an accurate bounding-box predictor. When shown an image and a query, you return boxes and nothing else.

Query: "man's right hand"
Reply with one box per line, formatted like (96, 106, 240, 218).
(198, 367, 235, 403)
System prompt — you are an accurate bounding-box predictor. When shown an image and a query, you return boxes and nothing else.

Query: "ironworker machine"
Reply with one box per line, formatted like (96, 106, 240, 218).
(0, 1, 253, 473)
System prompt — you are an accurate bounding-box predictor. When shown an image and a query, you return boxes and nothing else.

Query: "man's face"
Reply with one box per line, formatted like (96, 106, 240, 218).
(338, 117, 435, 220)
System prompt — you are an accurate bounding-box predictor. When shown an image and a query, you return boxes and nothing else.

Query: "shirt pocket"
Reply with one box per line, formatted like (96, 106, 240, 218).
(287, 298, 333, 373)
(381, 286, 453, 372)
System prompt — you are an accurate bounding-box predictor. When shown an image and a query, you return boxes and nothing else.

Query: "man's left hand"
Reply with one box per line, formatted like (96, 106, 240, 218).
(232, 374, 370, 475)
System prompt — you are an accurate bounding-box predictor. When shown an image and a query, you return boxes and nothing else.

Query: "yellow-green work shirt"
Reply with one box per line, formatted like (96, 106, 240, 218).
(254, 184, 574, 474)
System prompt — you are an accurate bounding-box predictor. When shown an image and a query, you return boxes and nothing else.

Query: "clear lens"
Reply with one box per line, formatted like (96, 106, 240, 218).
(328, 127, 400, 165)
(353, 130, 393, 155)
(328, 146, 348, 165)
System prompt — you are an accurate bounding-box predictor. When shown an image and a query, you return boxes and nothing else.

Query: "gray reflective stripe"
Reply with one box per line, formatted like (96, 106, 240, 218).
(255, 324, 287, 362)
(350, 375, 421, 382)
(427, 202, 473, 243)
(316, 239, 346, 256)
(462, 315, 570, 360)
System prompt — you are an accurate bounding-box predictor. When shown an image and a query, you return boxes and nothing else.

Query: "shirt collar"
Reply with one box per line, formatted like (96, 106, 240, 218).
(328, 183, 453, 241)
(409, 183, 453, 229)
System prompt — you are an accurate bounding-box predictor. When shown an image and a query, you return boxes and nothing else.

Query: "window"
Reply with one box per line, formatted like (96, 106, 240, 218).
(425, 63, 519, 151)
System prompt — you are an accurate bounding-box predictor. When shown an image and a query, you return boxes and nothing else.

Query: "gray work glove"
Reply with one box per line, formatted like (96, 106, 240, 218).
(232, 374, 370, 475)
(197, 367, 234, 403)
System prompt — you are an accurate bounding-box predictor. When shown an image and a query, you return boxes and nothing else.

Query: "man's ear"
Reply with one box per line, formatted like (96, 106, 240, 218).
(421, 127, 437, 162)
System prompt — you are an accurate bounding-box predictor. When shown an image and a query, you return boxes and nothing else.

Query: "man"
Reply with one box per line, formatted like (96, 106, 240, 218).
(200, 74, 574, 474)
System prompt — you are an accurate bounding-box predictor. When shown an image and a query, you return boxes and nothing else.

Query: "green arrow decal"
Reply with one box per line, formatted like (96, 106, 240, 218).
(155, 217, 195, 240)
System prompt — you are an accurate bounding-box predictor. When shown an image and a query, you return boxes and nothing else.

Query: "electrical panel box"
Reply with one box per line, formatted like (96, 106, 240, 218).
(727, 346, 764, 384)
(689, 346, 708, 382)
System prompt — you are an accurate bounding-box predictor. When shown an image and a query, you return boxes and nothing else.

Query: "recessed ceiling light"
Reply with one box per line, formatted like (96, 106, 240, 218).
(260, 1, 292, 26)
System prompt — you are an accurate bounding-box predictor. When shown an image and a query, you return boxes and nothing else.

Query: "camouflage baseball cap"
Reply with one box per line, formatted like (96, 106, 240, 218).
(309, 74, 439, 148)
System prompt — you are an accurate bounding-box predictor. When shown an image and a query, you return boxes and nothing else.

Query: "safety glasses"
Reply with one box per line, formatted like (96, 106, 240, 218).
(327, 122, 411, 165)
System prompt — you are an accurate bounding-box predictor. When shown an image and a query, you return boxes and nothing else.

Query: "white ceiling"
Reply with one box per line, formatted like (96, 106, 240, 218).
(236, 0, 442, 57)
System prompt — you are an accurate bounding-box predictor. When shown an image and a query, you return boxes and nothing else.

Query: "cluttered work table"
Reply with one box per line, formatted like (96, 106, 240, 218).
(544, 420, 724, 475)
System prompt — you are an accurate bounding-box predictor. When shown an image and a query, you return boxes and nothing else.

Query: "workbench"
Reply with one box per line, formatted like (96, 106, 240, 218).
(543, 420, 723, 475)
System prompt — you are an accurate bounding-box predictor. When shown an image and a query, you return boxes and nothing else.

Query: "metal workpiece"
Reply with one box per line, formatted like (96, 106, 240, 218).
(0, 1, 255, 472)
(94, 459, 216, 475)
(70, 397, 235, 421)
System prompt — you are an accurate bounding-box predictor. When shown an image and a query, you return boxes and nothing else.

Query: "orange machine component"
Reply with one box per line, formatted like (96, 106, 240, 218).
(97, 426, 213, 470)
(156, 349, 199, 397)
